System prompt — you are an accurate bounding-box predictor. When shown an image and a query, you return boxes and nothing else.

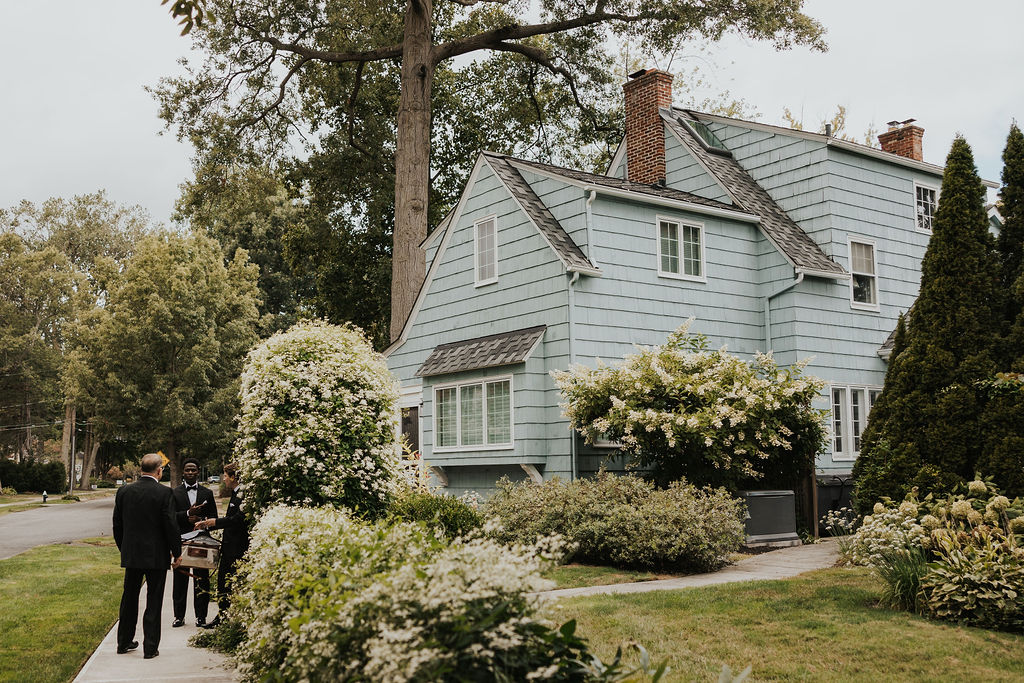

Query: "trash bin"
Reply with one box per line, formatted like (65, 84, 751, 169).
(739, 490, 801, 547)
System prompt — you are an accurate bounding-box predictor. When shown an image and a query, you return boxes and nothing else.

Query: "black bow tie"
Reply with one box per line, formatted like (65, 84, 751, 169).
(186, 485, 197, 491)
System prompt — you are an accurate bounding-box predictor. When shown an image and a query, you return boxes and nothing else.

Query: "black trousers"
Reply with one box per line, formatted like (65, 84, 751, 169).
(216, 554, 241, 613)
(117, 567, 167, 656)
(172, 566, 210, 621)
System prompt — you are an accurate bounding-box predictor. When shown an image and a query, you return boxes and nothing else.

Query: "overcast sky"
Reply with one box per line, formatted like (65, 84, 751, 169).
(2, 1, 1021, 224)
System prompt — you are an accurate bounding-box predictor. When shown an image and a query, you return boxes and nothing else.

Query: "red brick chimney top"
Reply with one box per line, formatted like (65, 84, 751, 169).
(624, 69, 673, 185)
(878, 120, 924, 162)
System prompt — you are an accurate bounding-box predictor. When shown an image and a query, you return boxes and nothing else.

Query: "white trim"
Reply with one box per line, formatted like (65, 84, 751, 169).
(433, 374, 514, 453)
(420, 210, 453, 250)
(399, 383, 422, 408)
(520, 464, 543, 484)
(482, 155, 602, 277)
(656, 215, 707, 283)
(473, 214, 498, 287)
(606, 140, 627, 179)
(913, 181, 939, 234)
(384, 156, 488, 357)
(830, 385, 882, 462)
(847, 237, 880, 312)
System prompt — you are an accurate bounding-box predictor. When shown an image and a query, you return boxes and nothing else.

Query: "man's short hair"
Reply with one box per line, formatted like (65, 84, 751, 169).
(182, 458, 201, 470)
(223, 462, 239, 478)
(140, 453, 163, 473)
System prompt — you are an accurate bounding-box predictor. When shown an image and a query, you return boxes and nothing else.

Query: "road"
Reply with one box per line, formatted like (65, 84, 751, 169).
(0, 497, 116, 560)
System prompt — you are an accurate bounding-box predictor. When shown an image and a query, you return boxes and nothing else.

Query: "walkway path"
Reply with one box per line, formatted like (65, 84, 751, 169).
(543, 540, 839, 599)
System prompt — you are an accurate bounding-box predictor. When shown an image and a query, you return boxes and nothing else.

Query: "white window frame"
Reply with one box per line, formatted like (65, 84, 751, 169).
(848, 238, 880, 312)
(656, 215, 706, 283)
(831, 385, 882, 461)
(474, 214, 498, 287)
(433, 375, 514, 452)
(913, 182, 939, 234)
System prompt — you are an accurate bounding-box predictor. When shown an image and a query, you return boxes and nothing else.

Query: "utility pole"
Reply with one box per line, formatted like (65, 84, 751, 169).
(67, 419, 76, 495)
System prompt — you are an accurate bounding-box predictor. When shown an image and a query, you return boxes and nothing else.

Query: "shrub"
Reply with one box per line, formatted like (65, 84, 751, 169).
(388, 489, 483, 540)
(920, 525, 1024, 631)
(873, 546, 928, 612)
(552, 320, 826, 489)
(0, 460, 66, 493)
(233, 505, 650, 682)
(1, 486, 16, 496)
(846, 501, 926, 567)
(234, 321, 401, 517)
(486, 471, 745, 573)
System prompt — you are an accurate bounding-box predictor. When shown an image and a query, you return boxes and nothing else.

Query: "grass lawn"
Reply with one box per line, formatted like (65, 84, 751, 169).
(0, 490, 117, 517)
(0, 537, 122, 683)
(553, 566, 1024, 681)
(543, 563, 679, 589)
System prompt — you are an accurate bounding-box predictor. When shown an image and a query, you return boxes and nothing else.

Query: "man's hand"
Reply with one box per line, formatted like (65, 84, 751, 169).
(172, 555, 182, 569)
(188, 501, 206, 516)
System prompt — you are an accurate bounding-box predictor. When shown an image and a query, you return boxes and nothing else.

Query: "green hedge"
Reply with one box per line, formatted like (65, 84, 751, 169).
(0, 460, 66, 494)
(485, 471, 745, 573)
(388, 490, 483, 539)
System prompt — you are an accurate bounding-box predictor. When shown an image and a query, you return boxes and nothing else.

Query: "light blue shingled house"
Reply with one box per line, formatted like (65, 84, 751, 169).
(384, 69, 997, 501)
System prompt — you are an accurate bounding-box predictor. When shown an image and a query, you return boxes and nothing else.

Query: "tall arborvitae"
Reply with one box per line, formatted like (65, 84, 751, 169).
(977, 124, 1024, 498)
(854, 137, 1000, 511)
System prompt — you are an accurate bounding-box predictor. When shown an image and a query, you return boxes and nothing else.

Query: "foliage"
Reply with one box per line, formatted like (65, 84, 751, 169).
(388, 489, 484, 540)
(920, 524, 1024, 632)
(0, 486, 16, 496)
(188, 617, 246, 654)
(0, 459, 66, 494)
(231, 504, 639, 682)
(235, 321, 400, 516)
(846, 500, 927, 568)
(485, 471, 745, 573)
(872, 546, 928, 612)
(552, 321, 827, 489)
(855, 137, 1001, 510)
(86, 230, 260, 484)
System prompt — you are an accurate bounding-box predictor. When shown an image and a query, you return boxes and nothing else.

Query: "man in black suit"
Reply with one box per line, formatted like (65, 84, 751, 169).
(112, 453, 182, 659)
(197, 462, 250, 628)
(171, 457, 218, 628)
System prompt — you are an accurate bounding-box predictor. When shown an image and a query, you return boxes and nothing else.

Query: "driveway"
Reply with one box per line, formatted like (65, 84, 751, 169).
(0, 496, 116, 560)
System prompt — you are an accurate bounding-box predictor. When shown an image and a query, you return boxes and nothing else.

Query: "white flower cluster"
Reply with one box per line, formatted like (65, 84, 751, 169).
(848, 503, 926, 567)
(234, 321, 401, 513)
(551, 321, 825, 481)
(233, 505, 564, 682)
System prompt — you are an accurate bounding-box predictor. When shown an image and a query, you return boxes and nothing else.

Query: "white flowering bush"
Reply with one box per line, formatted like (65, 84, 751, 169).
(233, 505, 661, 682)
(235, 321, 400, 516)
(486, 471, 745, 572)
(552, 320, 827, 488)
(846, 501, 927, 567)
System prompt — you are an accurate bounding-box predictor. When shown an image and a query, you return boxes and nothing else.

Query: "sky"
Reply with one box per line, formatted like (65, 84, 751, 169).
(2, 1, 1022, 225)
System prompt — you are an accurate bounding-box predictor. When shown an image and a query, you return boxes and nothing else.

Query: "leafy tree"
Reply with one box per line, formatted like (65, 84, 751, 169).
(854, 137, 1001, 511)
(783, 104, 879, 147)
(552, 322, 827, 490)
(156, 0, 826, 342)
(88, 231, 260, 485)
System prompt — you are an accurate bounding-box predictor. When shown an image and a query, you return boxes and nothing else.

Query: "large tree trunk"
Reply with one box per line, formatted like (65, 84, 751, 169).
(78, 420, 100, 491)
(60, 403, 75, 472)
(390, 0, 434, 343)
(166, 438, 179, 489)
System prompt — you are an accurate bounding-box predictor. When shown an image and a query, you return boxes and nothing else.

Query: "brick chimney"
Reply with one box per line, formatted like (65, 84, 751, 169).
(878, 121, 925, 161)
(623, 69, 673, 184)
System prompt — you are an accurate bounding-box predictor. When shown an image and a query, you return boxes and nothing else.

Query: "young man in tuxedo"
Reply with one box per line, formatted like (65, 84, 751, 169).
(112, 453, 181, 659)
(196, 462, 250, 628)
(171, 458, 218, 628)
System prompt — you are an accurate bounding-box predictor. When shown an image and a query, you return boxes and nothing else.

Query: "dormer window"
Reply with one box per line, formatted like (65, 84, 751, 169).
(474, 215, 497, 286)
(915, 183, 938, 232)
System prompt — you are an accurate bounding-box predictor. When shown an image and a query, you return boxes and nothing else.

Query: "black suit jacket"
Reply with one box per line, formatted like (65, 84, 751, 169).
(172, 482, 218, 534)
(112, 476, 182, 569)
(214, 487, 250, 562)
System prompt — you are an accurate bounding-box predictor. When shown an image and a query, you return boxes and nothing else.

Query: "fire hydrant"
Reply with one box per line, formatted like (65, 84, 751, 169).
(42, 490, 48, 503)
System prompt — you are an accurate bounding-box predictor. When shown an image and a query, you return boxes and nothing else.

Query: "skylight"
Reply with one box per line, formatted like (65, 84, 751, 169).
(680, 118, 732, 156)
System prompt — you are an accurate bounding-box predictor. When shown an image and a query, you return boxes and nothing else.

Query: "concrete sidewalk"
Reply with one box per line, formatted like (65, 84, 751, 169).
(74, 570, 237, 682)
(543, 539, 839, 599)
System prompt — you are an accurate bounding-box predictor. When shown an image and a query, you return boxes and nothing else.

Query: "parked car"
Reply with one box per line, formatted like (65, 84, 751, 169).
(207, 475, 221, 483)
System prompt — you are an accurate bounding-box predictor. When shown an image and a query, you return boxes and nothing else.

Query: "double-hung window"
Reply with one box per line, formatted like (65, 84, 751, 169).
(831, 385, 882, 460)
(657, 217, 705, 281)
(914, 183, 938, 233)
(434, 377, 512, 450)
(475, 216, 497, 286)
(849, 239, 879, 310)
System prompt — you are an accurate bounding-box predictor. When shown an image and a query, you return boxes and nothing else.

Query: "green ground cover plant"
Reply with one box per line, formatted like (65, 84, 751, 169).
(555, 567, 1024, 682)
(0, 537, 121, 683)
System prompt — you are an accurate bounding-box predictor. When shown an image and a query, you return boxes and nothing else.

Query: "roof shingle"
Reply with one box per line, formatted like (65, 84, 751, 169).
(415, 325, 547, 377)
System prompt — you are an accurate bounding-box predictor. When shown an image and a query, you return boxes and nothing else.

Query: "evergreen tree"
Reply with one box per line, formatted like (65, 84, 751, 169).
(976, 124, 1024, 498)
(853, 137, 1000, 511)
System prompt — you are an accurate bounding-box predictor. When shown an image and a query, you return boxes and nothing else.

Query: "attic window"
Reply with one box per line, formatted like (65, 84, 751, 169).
(679, 118, 732, 157)
(914, 183, 938, 232)
(474, 215, 497, 286)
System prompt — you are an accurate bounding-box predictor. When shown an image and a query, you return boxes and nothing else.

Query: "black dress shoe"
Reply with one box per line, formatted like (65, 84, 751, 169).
(144, 650, 159, 659)
(172, 618, 185, 627)
(196, 617, 206, 627)
(201, 616, 221, 629)
(116, 641, 139, 654)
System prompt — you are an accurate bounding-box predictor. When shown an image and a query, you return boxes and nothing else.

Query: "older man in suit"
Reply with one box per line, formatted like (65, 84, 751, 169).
(171, 457, 217, 628)
(112, 453, 182, 659)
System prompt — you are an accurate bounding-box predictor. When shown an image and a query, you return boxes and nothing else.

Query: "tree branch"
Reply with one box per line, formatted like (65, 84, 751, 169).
(260, 35, 404, 64)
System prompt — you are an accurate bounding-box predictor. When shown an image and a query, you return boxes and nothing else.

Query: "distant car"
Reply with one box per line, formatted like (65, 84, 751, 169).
(208, 475, 221, 483)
